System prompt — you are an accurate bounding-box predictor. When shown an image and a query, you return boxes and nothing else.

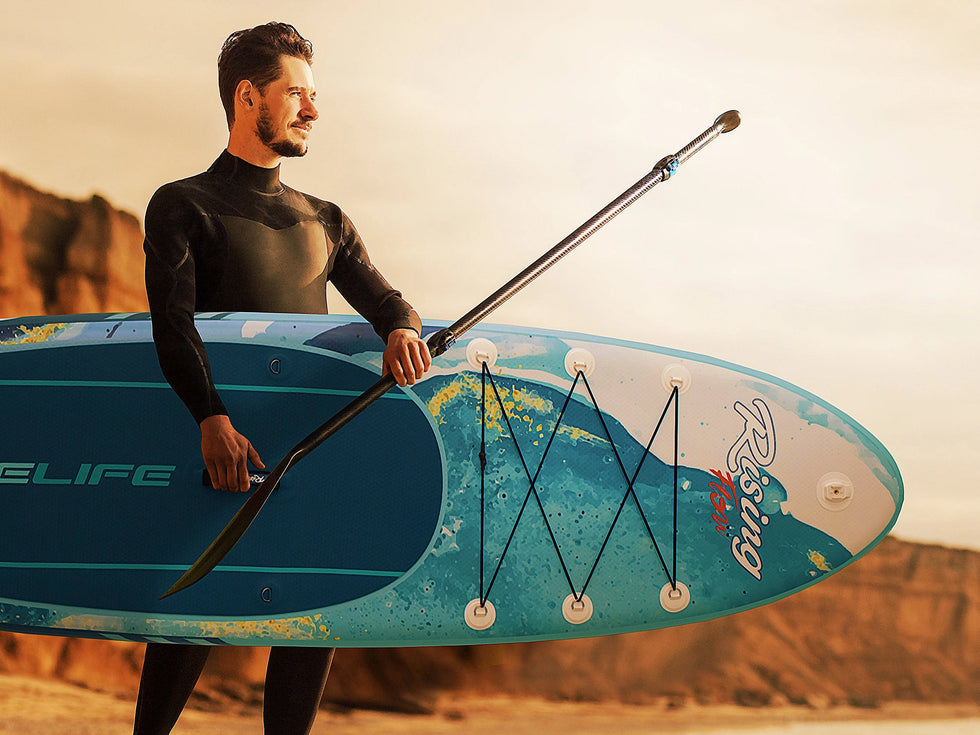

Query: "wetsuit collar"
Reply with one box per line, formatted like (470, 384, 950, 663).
(210, 150, 283, 195)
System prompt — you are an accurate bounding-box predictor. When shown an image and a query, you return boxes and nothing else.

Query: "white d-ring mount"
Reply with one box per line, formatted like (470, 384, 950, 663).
(464, 598, 496, 630)
(466, 338, 498, 370)
(564, 348, 595, 378)
(817, 472, 854, 511)
(659, 581, 691, 613)
(661, 364, 692, 394)
(562, 593, 594, 624)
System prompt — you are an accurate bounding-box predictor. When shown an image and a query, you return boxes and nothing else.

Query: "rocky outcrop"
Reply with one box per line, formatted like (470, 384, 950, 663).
(0, 170, 147, 318)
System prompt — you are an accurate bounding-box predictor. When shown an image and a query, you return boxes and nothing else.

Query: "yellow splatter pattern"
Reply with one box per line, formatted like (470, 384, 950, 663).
(426, 374, 608, 446)
(427, 372, 481, 419)
(57, 612, 337, 642)
(807, 550, 832, 572)
(0, 323, 69, 346)
(190, 613, 333, 641)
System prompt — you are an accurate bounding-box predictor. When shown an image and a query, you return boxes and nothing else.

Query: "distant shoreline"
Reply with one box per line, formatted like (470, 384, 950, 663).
(430, 697, 980, 732)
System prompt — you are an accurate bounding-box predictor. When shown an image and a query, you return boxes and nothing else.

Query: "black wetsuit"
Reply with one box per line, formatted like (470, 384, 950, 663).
(136, 150, 421, 735)
(144, 149, 421, 425)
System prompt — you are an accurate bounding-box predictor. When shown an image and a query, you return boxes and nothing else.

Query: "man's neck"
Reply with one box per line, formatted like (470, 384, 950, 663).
(213, 150, 282, 194)
(226, 133, 281, 169)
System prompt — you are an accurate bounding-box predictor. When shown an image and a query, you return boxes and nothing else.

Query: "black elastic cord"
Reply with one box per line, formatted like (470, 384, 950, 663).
(579, 380, 679, 597)
(480, 364, 581, 603)
(479, 365, 487, 601)
(477, 368, 682, 605)
(673, 384, 680, 590)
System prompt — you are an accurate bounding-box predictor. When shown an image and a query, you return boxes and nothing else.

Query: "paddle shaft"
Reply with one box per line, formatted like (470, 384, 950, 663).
(161, 110, 741, 598)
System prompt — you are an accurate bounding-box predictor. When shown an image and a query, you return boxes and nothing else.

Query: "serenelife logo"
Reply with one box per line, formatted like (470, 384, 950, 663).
(722, 398, 777, 581)
(0, 462, 176, 487)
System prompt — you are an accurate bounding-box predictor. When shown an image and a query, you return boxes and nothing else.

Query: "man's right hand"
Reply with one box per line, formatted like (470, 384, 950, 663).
(200, 414, 265, 493)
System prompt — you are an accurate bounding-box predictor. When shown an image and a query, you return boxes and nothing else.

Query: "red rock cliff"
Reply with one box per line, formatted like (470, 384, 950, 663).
(0, 170, 146, 317)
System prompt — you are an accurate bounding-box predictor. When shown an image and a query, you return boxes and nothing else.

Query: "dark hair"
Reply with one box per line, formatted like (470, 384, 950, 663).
(217, 22, 314, 129)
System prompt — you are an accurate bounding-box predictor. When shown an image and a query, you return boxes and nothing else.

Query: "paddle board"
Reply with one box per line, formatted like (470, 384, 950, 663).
(0, 312, 902, 646)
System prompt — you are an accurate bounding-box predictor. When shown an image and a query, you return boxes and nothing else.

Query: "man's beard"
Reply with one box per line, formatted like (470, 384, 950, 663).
(257, 103, 308, 158)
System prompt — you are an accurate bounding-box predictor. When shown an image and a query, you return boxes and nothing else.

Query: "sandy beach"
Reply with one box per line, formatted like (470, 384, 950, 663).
(1, 673, 977, 735)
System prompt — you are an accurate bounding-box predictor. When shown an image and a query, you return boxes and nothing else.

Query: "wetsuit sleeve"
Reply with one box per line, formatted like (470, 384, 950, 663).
(327, 208, 423, 341)
(143, 186, 228, 425)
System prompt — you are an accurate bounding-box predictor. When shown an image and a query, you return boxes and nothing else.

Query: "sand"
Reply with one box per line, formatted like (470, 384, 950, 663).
(1, 673, 978, 735)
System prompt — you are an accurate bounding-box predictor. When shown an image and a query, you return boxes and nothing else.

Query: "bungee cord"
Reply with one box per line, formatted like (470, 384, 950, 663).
(478, 362, 584, 605)
(475, 364, 682, 608)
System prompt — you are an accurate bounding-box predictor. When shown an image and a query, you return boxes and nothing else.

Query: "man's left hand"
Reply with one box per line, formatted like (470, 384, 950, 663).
(382, 328, 432, 386)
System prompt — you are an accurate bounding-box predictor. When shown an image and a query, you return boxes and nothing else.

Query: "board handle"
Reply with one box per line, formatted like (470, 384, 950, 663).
(201, 469, 268, 489)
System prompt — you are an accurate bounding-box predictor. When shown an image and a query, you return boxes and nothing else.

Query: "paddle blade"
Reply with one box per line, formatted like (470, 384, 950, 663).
(160, 468, 282, 599)
(162, 375, 397, 598)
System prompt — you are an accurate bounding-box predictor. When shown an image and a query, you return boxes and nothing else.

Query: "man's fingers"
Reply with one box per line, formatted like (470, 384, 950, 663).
(385, 355, 408, 386)
(382, 329, 432, 388)
(402, 349, 421, 386)
(399, 342, 430, 386)
(205, 461, 220, 490)
(201, 421, 262, 492)
(220, 457, 239, 493)
(214, 461, 231, 492)
(413, 341, 431, 375)
(234, 456, 250, 494)
(248, 443, 265, 470)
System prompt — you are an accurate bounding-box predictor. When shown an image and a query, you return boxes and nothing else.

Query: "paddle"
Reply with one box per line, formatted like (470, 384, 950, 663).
(161, 110, 741, 599)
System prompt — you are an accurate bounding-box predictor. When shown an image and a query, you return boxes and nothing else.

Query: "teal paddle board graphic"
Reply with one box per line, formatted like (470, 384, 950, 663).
(0, 313, 902, 646)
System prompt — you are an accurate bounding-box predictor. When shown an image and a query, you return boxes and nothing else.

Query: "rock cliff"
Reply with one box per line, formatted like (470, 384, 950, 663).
(0, 172, 975, 711)
(0, 170, 146, 318)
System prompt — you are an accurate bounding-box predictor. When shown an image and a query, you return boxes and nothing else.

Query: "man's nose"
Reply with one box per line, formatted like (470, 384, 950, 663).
(303, 97, 319, 121)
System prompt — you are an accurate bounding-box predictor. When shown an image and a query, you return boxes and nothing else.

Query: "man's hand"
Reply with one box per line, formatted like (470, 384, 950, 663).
(382, 328, 432, 386)
(200, 414, 265, 493)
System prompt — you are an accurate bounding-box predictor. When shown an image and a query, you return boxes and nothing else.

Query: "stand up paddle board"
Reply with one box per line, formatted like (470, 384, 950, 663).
(0, 312, 902, 646)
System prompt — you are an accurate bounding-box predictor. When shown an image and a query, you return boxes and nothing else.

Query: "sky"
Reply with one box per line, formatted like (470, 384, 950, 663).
(1, 0, 978, 550)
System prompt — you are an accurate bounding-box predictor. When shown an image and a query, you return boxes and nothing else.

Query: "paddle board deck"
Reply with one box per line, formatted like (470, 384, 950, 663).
(0, 313, 902, 646)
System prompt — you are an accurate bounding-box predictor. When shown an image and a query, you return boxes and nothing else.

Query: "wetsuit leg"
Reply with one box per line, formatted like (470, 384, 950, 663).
(133, 642, 211, 735)
(263, 647, 335, 735)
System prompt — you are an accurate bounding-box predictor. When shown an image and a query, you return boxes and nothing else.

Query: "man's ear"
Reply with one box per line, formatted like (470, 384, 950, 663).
(236, 80, 255, 110)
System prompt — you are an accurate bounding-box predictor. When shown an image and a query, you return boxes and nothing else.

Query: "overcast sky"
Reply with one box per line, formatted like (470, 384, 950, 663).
(1, 0, 977, 550)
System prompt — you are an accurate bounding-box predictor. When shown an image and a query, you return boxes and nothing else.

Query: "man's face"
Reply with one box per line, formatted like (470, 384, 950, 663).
(254, 55, 319, 158)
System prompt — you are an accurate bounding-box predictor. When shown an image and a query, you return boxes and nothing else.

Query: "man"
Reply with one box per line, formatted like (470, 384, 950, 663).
(137, 22, 431, 735)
